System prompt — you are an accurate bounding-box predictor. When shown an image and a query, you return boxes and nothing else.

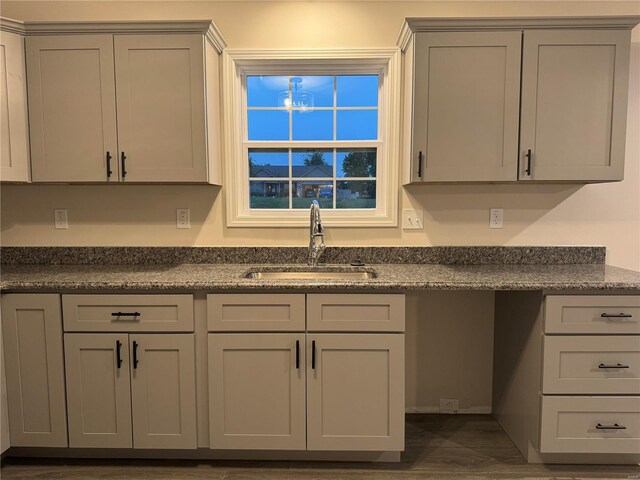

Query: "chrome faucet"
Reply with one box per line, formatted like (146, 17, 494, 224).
(308, 200, 326, 266)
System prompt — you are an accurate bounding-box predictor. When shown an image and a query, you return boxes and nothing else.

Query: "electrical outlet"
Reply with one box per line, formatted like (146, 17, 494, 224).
(177, 208, 190, 229)
(489, 208, 503, 229)
(54, 209, 68, 229)
(439, 398, 460, 413)
(402, 208, 424, 230)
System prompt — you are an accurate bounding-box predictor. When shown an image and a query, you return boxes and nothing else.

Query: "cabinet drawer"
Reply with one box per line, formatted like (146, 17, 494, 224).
(542, 336, 640, 394)
(207, 294, 305, 331)
(540, 396, 640, 454)
(545, 295, 640, 334)
(307, 294, 405, 332)
(62, 295, 194, 332)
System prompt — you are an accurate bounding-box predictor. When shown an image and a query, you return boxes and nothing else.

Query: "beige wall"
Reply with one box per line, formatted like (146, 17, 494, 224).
(0, 1, 639, 270)
(0, 1, 638, 413)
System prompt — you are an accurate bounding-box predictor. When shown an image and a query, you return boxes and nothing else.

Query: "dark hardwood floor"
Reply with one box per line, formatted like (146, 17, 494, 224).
(1, 414, 639, 479)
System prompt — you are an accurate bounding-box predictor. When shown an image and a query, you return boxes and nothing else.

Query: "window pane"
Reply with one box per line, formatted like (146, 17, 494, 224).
(248, 110, 289, 140)
(337, 110, 377, 140)
(292, 110, 333, 141)
(292, 149, 333, 178)
(250, 181, 289, 209)
(337, 75, 378, 107)
(337, 149, 376, 178)
(292, 181, 333, 209)
(249, 149, 289, 178)
(336, 181, 376, 209)
(294, 76, 333, 108)
(247, 76, 289, 108)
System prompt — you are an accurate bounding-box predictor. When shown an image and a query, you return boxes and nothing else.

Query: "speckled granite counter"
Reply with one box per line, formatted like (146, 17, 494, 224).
(1, 262, 639, 292)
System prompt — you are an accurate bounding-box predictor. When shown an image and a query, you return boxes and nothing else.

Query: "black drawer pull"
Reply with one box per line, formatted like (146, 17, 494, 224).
(312, 340, 316, 370)
(121, 152, 127, 178)
(418, 151, 423, 178)
(116, 340, 122, 369)
(596, 423, 626, 430)
(524, 149, 532, 176)
(132, 340, 139, 369)
(601, 313, 633, 319)
(111, 312, 140, 317)
(599, 363, 630, 369)
(106, 151, 113, 178)
(295, 340, 300, 370)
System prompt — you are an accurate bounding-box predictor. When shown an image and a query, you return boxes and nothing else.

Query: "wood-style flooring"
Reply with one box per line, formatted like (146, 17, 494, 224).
(1, 414, 639, 479)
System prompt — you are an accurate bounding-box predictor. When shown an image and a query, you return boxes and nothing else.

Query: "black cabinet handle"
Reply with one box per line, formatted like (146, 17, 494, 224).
(418, 151, 423, 178)
(596, 423, 626, 430)
(116, 340, 122, 369)
(121, 152, 127, 178)
(295, 340, 300, 369)
(599, 363, 630, 369)
(132, 340, 139, 369)
(312, 340, 316, 370)
(111, 312, 140, 318)
(106, 151, 113, 178)
(601, 313, 633, 319)
(525, 149, 532, 176)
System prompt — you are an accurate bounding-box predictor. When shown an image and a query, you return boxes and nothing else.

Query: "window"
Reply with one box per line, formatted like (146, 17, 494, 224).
(223, 50, 400, 227)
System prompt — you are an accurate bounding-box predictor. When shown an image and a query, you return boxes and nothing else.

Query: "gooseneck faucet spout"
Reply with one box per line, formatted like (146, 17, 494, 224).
(308, 200, 326, 266)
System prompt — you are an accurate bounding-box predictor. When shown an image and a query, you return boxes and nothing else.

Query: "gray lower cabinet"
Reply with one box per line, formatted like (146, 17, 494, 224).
(207, 293, 406, 452)
(65, 333, 197, 449)
(208, 333, 307, 450)
(306, 333, 405, 451)
(1, 294, 67, 447)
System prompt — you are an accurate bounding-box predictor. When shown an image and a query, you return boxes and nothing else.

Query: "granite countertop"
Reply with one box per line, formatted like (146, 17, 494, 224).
(2, 262, 639, 292)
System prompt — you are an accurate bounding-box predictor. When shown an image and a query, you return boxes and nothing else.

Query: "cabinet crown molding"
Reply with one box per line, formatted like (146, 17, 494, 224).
(0, 17, 26, 35)
(397, 15, 640, 51)
(0, 18, 226, 53)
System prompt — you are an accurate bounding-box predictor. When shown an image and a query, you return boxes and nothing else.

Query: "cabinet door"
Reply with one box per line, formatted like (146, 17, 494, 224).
(307, 333, 404, 451)
(0, 29, 30, 182)
(520, 29, 630, 181)
(65, 333, 132, 448)
(26, 35, 118, 182)
(114, 34, 207, 182)
(412, 31, 521, 182)
(1, 294, 67, 447)
(130, 334, 197, 449)
(208, 333, 306, 450)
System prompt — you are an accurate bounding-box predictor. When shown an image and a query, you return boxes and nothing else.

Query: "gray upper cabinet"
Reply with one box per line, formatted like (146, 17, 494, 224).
(519, 29, 630, 182)
(0, 19, 31, 183)
(411, 31, 521, 182)
(26, 35, 118, 183)
(400, 17, 639, 184)
(24, 21, 225, 184)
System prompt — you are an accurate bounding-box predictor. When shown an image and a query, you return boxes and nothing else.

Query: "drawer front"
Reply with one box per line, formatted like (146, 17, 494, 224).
(545, 295, 640, 334)
(543, 336, 640, 394)
(307, 294, 405, 332)
(62, 295, 194, 332)
(540, 396, 640, 454)
(207, 294, 305, 332)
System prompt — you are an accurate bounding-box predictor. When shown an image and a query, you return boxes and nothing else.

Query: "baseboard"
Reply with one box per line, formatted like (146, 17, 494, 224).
(405, 406, 492, 414)
(4, 447, 402, 463)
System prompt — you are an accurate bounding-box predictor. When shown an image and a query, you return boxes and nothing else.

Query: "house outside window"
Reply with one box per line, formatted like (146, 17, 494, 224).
(222, 49, 400, 227)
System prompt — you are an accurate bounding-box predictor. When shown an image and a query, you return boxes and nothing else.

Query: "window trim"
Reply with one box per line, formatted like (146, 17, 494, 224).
(222, 48, 400, 227)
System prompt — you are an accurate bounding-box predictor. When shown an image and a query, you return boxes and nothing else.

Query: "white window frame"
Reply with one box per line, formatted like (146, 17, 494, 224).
(222, 48, 400, 227)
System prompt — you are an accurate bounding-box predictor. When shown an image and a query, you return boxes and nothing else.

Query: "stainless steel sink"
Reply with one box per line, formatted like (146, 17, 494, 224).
(243, 268, 377, 280)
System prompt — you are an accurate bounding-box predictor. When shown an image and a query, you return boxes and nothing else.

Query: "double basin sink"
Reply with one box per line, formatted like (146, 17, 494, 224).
(243, 266, 377, 280)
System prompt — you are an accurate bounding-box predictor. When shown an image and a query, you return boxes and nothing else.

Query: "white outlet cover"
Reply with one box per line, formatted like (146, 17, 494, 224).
(489, 208, 503, 229)
(402, 208, 424, 230)
(177, 208, 190, 229)
(54, 209, 68, 229)
(439, 398, 460, 413)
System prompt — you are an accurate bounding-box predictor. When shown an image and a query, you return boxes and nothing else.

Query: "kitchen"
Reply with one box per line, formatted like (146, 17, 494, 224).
(2, 1, 640, 475)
